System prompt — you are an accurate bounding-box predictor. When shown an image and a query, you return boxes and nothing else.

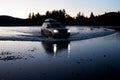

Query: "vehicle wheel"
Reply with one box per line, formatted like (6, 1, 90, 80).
(49, 32, 53, 38)
(41, 30, 44, 35)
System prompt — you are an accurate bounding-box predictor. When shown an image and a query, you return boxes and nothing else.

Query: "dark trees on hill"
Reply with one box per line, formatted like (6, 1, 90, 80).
(0, 9, 120, 26)
(27, 9, 120, 26)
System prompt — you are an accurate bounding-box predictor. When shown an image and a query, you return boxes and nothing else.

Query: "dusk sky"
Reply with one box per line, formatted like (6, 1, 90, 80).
(0, 0, 120, 18)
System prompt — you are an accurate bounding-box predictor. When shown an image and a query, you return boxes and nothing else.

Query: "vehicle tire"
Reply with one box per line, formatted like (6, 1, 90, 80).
(41, 30, 44, 36)
(49, 32, 53, 38)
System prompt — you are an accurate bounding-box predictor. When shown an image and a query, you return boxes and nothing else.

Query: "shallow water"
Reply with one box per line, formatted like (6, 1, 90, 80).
(0, 26, 115, 41)
(0, 26, 120, 80)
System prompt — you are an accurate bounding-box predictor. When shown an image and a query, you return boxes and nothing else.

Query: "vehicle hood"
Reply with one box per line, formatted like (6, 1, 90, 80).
(50, 28, 68, 30)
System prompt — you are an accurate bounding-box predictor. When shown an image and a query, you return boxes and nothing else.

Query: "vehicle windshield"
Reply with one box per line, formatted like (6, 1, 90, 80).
(50, 22, 65, 28)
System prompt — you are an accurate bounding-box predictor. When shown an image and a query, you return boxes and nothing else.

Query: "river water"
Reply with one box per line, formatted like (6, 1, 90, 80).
(0, 26, 120, 80)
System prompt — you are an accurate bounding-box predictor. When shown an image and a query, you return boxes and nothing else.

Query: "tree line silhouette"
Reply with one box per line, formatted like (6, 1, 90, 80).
(27, 9, 120, 26)
(0, 9, 120, 26)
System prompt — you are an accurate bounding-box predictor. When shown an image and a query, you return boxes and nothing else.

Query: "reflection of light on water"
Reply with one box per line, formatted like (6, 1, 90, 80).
(52, 43, 71, 57)
(53, 44, 57, 53)
(67, 44, 71, 58)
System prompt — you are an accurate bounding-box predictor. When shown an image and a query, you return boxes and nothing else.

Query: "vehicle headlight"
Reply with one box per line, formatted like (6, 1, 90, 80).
(53, 30, 58, 33)
(67, 30, 70, 33)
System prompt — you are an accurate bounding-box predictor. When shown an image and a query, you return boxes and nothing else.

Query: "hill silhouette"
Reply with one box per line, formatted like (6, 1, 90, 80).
(0, 15, 28, 26)
(0, 10, 120, 28)
(87, 12, 120, 26)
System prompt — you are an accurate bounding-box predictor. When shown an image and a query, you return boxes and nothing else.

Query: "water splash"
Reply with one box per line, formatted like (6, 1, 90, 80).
(0, 27, 116, 42)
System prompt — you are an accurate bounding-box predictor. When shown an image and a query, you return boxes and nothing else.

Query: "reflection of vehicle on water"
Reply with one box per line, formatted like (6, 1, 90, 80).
(41, 18, 70, 38)
(41, 41, 70, 54)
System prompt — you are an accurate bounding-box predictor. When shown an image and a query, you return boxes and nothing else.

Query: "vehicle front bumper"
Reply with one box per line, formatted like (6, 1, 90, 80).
(53, 33, 70, 38)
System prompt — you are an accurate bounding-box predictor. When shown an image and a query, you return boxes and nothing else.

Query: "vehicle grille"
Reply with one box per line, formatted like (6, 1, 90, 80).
(58, 29, 67, 33)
